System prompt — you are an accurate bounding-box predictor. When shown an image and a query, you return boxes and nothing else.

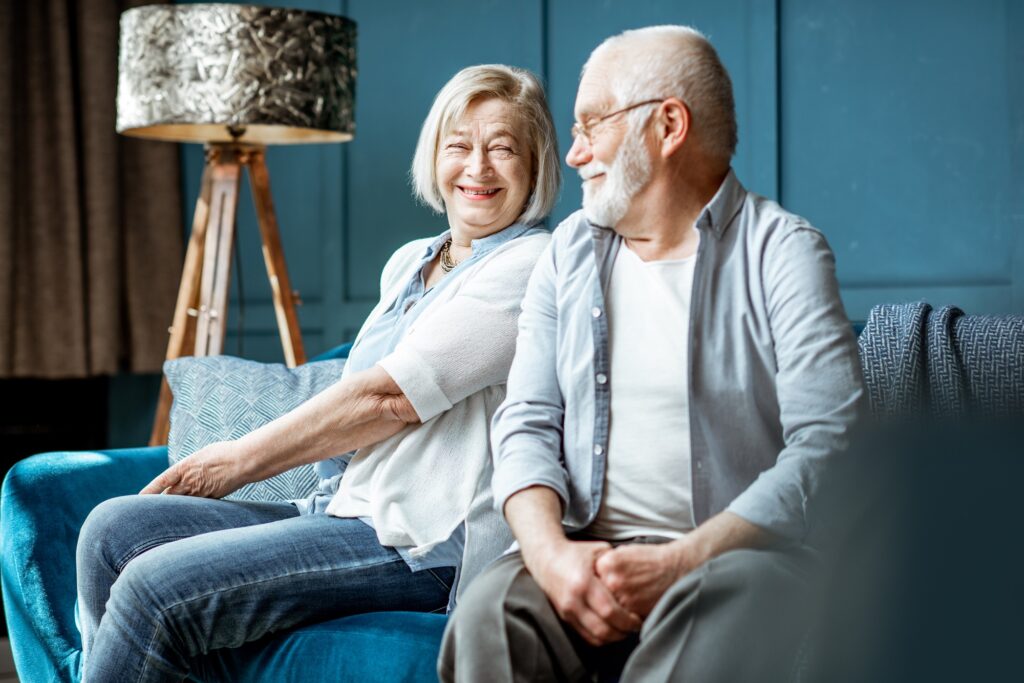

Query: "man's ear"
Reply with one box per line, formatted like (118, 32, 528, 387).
(656, 97, 690, 158)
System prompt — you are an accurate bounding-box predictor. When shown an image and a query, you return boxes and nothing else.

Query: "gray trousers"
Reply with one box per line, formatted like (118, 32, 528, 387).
(439, 547, 816, 683)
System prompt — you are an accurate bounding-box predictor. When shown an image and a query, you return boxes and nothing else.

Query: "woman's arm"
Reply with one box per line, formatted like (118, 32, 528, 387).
(377, 233, 551, 422)
(140, 365, 419, 497)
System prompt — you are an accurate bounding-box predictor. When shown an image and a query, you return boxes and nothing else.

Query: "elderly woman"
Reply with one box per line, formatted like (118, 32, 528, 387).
(75, 64, 560, 682)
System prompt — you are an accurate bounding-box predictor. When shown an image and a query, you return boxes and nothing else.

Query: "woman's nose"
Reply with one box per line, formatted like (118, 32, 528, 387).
(466, 148, 492, 178)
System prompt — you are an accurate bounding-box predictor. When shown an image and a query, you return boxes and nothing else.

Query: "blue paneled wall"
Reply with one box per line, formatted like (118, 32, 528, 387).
(781, 0, 1024, 318)
(177, 0, 1023, 361)
(109, 0, 1021, 445)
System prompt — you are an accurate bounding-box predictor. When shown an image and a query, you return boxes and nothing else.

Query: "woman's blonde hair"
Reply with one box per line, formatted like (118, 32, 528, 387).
(410, 64, 561, 226)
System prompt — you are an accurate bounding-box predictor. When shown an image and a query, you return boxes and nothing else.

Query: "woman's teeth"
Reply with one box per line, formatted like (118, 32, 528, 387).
(461, 188, 499, 196)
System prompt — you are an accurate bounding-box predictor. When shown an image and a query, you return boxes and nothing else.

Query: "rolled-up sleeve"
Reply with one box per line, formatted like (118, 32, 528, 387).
(726, 226, 866, 542)
(491, 242, 572, 514)
(378, 236, 548, 423)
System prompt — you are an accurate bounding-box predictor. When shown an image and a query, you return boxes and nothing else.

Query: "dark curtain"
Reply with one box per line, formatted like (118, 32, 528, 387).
(0, 0, 183, 378)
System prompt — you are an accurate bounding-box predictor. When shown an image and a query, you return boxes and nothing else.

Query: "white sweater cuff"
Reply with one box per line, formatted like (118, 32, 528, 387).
(377, 348, 452, 422)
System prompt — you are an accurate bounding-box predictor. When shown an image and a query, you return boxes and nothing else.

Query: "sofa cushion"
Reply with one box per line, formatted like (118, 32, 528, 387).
(164, 355, 347, 502)
(190, 612, 448, 683)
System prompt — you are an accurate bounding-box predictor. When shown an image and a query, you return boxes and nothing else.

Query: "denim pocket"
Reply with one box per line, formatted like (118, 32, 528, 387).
(424, 566, 456, 592)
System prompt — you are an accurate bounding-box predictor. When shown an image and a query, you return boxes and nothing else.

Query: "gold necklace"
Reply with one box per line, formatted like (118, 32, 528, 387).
(440, 238, 462, 273)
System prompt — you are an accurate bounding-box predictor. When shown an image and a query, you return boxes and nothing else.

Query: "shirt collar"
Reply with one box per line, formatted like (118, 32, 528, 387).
(694, 168, 746, 240)
(585, 168, 747, 241)
(421, 220, 535, 261)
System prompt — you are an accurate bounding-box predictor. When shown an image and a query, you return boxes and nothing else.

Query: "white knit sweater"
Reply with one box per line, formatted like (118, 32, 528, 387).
(325, 229, 551, 595)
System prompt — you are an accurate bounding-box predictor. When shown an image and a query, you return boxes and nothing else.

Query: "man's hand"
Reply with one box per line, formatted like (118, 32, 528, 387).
(595, 513, 781, 617)
(594, 540, 695, 617)
(140, 440, 250, 498)
(525, 539, 643, 647)
(504, 486, 643, 646)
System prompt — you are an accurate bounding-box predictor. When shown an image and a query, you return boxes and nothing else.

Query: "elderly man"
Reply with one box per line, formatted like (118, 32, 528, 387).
(439, 25, 865, 682)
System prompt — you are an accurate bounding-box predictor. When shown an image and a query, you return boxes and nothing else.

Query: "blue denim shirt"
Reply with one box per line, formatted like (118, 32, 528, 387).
(491, 171, 866, 545)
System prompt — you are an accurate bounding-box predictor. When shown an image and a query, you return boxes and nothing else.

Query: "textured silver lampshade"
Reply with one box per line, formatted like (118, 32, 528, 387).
(116, 3, 356, 144)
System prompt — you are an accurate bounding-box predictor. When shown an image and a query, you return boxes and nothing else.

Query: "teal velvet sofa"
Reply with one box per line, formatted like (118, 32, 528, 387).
(4, 304, 1020, 682)
(1, 341, 449, 683)
(1, 445, 449, 683)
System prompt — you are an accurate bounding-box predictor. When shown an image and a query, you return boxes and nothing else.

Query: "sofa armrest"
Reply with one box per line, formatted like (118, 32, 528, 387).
(1, 446, 167, 683)
(311, 341, 353, 362)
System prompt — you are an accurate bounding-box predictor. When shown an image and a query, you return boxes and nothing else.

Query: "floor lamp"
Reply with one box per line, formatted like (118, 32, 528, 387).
(115, 4, 357, 445)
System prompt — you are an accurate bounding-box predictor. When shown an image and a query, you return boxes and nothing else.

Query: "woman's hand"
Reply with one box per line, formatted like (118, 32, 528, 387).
(140, 441, 251, 498)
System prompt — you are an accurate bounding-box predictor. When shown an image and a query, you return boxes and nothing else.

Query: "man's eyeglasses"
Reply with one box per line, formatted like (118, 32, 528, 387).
(570, 98, 665, 145)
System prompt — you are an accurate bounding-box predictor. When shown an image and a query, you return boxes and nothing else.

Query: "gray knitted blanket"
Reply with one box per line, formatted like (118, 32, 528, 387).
(858, 302, 1024, 418)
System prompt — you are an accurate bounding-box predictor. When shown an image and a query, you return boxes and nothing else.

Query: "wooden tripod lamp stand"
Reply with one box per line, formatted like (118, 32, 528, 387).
(115, 4, 357, 445)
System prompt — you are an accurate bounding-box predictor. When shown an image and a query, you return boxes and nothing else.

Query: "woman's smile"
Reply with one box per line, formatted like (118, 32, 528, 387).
(457, 185, 504, 200)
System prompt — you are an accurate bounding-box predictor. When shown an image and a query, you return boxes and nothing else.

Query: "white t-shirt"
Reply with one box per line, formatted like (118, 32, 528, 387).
(586, 242, 698, 540)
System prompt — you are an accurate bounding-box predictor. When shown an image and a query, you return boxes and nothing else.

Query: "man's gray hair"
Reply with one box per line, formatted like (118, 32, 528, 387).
(411, 64, 561, 226)
(585, 25, 738, 162)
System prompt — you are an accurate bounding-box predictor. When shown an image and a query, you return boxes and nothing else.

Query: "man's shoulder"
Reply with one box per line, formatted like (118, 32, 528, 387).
(550, 209, 595, 245)
(546, 210, 605, 269)
(739, 191, 822, 242)
(733, 191, 834, 263)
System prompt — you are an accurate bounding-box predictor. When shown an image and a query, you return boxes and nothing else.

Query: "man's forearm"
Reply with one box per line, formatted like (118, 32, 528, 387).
(505, 489, 778, 568)
(504, 485, 569, 563)
(504, 485, 644, 643)
(672, 511, 781, 570)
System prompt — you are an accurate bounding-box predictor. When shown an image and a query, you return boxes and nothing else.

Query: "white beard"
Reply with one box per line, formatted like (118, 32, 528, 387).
(579, 122, 652, 228)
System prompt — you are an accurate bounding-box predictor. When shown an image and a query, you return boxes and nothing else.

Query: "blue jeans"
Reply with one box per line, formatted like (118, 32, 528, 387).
(76, 495, 454, 682)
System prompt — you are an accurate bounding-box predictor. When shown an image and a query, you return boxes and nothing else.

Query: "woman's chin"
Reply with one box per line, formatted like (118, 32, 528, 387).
(448, 211, 514, 236)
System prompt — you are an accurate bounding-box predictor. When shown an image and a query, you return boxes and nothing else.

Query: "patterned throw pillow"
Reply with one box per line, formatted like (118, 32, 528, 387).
(164, 355, 347, 502)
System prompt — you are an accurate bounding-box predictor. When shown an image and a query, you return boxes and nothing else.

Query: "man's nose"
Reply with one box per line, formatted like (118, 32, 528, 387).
(565, 133, 591, 168)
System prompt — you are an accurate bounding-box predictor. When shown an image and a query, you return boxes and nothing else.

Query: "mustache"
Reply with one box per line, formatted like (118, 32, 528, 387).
(578, 161, 608, 181)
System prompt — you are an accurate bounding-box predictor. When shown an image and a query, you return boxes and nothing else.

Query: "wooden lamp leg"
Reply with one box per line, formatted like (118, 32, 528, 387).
(149, 145, 243, 446)
(149, 158, 214, 446)
(149, 143, 306, 446)
(194, 149, 242, 357)
(248, 149, 307, 367)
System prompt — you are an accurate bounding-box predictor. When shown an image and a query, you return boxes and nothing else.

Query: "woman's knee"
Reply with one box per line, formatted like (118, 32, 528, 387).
(105, 545, 189, 629)
(78, 495, 200, 577)
(77, 496, 146, 572)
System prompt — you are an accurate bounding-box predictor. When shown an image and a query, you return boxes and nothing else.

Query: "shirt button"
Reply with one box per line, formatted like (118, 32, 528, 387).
(591, 307, 602, 318)
(596, 373, 608, 385)
(696, 461, 704, 470)
(594, 445, 604, 455)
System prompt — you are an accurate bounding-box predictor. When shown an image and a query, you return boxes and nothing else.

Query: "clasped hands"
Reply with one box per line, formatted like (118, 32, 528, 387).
(526, 537, 694, 647)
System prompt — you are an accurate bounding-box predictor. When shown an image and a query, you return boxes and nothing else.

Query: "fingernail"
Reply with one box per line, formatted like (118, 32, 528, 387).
(161, 486, 172, 495)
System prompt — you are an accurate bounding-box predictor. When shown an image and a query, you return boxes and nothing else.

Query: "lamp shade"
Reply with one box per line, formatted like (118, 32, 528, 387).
(116, 4, 356, 145)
